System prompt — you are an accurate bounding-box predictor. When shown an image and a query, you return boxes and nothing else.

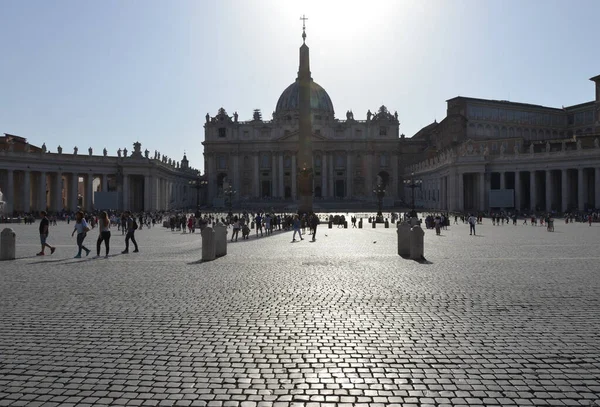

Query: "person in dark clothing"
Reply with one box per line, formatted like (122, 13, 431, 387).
(36, 211, 56, 256)
(309, 213, 320, 242)
(122, 211, 139, 254)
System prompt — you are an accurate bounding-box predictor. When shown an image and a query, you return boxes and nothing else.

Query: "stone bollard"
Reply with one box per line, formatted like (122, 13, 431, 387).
(201, 226, 216, 262)
(214, 222, 227, 258)
(0, 228, 16, 261)
(358, 218, 363, 228)
(409, 225, 425, 260)
(328, 220, 333, 229)
(397, 222, 411, 257)
(372, 220, 376, 228)
(344, 221, 348, 229)
(385, 219, 389, 228)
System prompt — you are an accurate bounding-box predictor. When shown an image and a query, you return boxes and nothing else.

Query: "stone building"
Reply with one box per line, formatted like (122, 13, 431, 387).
(0, 135, 202, 214)
(202, 32, 405, 209)
(406, 75, 600, 213)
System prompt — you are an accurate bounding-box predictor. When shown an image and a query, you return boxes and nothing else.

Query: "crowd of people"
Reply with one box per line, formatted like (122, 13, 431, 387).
(9, 205, 600, 259)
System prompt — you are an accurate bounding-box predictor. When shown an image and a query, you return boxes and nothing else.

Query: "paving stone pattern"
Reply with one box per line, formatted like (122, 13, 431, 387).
(0, 220, 599, 406)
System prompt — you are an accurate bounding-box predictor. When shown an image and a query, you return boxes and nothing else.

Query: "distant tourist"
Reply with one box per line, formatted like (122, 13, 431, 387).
(96, 211, 111, 258)
(122, 210, 139, 254)
(71, 211, 91, 258)
(309, 213, 320, 241)
(291, 214, 303, 242)
(467, 214, 477, 236)
(255, 213, 263, 237)
(36, 211, 56, 256)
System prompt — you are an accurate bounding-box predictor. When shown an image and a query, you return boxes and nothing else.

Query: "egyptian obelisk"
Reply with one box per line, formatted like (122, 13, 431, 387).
(297, 15, 313, 214)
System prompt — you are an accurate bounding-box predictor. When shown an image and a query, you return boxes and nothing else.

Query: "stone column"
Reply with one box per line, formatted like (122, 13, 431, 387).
(346, 153, 353, 199)
(457, 172, 464, 211)
(233, 155, 240, 201)
(144, 175, 151, 211)
(102, 174, 108, 192)
(253, 154, 260, 198)
(23, 170, 31, 213)
(53, 172, 62, 212)
(514, 171, 521, 211)
(85, 173, 93, 211)
(578, 168, 585, 211)
(6, 169, 14, 214)
(561, 169, 568, 212)
(291, 154, 297, 200)
(278, 154, 284, 199)
(38, 171, 47, 212)
(530, 171, 537, 211)
(272, 154, 277, 198)
(545, 170, 552, 212)
(122, 174, 129, 210)
(500, 171, 506, 190)
(479, 172, 486, 211)
(68, 173, 77, 211)
(321, 153, 328, 198)
(328, 154, 334, 198)
(391, 154, 399, 200)
(365, 153, 373, 200)
(595, 167, 600, 209)
(154, 178, 160, 210)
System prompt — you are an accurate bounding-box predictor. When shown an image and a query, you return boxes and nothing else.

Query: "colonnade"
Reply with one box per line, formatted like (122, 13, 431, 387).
(418, 166, 600, 213)
(0, 169, 196, 214)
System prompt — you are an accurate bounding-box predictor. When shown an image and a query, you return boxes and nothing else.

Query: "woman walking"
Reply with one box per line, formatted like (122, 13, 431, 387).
(96, 211, 111, 258)
(71, 211, 91, 258)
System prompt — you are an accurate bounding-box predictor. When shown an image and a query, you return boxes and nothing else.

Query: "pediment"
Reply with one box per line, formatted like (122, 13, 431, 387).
(275, 130, 327, 142)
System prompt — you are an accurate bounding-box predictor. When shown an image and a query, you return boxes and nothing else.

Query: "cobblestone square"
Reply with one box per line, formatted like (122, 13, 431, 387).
(1, 219, 599, 406)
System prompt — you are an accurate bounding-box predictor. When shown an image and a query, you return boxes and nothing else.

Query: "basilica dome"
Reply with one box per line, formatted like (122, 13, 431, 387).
(275, 79, 335, 117)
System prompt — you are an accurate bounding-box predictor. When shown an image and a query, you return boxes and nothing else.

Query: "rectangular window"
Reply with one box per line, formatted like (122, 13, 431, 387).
(379, 127, 388, 136)
(218, 128, 226, 138)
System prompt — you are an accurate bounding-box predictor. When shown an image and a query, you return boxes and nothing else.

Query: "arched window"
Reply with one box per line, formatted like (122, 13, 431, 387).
(261, 153, 270, 168)
(380, 154, 387, 167)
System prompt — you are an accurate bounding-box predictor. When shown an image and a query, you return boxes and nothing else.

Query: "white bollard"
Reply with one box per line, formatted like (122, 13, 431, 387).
(214, 222, 227, 258)
(0, 228, 16, 261)
(201, 226, 216, 262)
(409, 225, 425, 260)
(397, 222, 411, 257)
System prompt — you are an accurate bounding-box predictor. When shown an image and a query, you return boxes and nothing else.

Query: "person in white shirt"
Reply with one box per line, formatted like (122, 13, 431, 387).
(467, 214, 477, 236)
(71, 211, 91, 258)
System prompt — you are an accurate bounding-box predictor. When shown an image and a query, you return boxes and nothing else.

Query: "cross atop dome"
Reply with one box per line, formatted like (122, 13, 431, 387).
(300, 14, 308, 43)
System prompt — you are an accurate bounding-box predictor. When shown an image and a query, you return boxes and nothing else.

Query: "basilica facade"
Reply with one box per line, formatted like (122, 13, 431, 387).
(202, 37, 409, 209)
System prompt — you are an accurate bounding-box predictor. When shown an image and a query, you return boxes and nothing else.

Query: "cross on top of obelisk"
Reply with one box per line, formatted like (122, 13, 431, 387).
(300, 14, 308, 43)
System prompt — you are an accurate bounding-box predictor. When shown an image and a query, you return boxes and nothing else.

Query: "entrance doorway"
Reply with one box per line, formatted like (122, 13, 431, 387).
(335, 180, 345, 199)
(314, 186, 322, 198)
(261, 181, 271, 198)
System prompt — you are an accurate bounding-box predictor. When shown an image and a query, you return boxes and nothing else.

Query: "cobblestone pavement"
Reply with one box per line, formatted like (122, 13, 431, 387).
(1, 219, 599, 406)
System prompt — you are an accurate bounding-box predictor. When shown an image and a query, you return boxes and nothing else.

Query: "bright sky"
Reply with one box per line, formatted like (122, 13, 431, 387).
(1, 0, 598, 172)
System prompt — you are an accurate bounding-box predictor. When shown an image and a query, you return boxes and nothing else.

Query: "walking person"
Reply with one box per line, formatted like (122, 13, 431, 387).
(36, 211, 56, 256)
(310, 213, 319, 242)
(71, 211, 91, 258)
(231, 216, 240, 242)
(291, 214, 304, 242)
(122, 210, 139, 254)
(96, 211, 111, 258)
(468, 213, 477, 236)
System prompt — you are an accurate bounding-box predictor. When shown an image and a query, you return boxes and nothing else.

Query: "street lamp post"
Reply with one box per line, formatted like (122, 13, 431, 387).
(189, 176, 207, 218)
(224, 184, 236, 215)
(403, 172, 422, 219)
(373, 183, 386, 222)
